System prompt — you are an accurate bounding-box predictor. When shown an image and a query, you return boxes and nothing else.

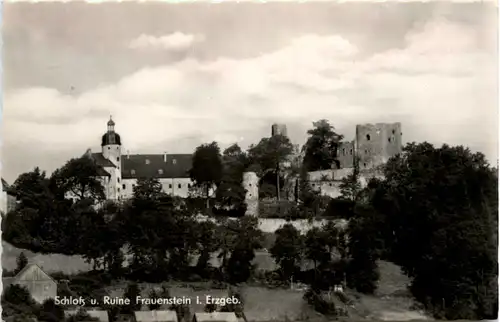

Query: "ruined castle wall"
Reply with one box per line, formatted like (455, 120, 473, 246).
(356, 122, 403, 169)
(337, 141, 355, 168)
(243, 171, 259, 216)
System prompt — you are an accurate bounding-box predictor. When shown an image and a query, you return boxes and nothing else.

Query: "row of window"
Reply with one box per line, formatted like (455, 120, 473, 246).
(365, 129, 398, 141)
(121, 183, 191, 190)
(127, 168, 176, 176)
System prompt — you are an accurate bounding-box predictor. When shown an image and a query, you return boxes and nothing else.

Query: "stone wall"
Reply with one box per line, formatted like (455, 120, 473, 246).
(356, 122, 403, 169)
(243, 172, 259, 216)
(195, 214, 348, 233)
(338, 141, 355, 168)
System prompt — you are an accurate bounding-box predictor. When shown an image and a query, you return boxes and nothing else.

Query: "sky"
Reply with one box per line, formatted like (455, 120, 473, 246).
(2, 1, 498, 183)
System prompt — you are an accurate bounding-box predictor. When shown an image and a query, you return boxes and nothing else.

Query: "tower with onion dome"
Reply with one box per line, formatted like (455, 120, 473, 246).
(100, 116, 123, 200)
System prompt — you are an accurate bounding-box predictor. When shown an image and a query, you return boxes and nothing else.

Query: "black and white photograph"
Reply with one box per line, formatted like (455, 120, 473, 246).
(1, 1, 498, 321)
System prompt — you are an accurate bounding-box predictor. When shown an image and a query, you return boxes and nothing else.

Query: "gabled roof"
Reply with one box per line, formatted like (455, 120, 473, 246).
(2, 178, 9, 191)
(64, 309, 109, 322)
(13, 263, 56, 284)
(90, 153, 116, 168)
(135, 310, 178, 322)
(193, 312, 238, 322)
(122, 154, 192, 179)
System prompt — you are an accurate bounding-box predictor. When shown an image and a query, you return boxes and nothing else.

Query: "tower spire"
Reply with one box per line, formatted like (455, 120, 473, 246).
(107, 115, 115, 132)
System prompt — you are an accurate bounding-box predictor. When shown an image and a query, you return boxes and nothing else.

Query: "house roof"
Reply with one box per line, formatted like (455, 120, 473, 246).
(2, 178, 9, 191)
(135, 310, 178, 322)
(122, 154, 192, 179)
(193, 312, 238, 322)
(90, 153, 117, 168)
(12, 263, 56, 283)
(64, 309, 109, 322)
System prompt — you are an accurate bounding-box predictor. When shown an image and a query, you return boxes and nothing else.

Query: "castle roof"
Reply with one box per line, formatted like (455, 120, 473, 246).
(101, 132, 122, 146)
(122, 154, 192, 179)
(90, 153, 116, 168)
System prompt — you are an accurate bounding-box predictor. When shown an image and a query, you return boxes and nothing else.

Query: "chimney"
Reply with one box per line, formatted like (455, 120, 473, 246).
(127, 150, 130, 159)
(164, 152, 167, 163)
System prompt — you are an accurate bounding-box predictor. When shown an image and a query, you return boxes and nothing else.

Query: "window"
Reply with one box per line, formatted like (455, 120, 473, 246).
(172, 159, 177, 165)
(169, 184, 172, 189)
(363, 163, 367, 167)
(392, 129, 395, 135)
(131, 169, 136, 175)
(366, 134, 371, 140)
(122, 184, 126, 189)
(108, 147, 110, 150)
(388, 138, 391, 143)
(117, 157, 120, 162)
(188, 184, 191, 188)
(158, 169, 163, 175)
(178, 184, 181, 189)
(118, 188, 120, 192)
(365, 150, 368, 154)
(145, 159, 150, 165)
(249, 183, 252, 187)
(117, 177, 120, 183)
(343, 148, 346, 155)
(350, 149, 353, 155)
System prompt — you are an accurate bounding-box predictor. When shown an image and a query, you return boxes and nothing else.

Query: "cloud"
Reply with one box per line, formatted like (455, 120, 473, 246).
(3, 18, 497, 180)
(128, 32, 204, 51)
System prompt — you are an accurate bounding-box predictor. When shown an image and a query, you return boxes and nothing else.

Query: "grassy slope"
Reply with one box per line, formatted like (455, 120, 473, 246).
(2, 241, 430, 321)
(2, 240, 92, 274)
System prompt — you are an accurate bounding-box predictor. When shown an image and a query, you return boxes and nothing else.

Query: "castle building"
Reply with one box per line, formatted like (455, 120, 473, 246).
(271, 123, 288, 137)
(86, 118, 194, 201)
(336, 122, 402, 169)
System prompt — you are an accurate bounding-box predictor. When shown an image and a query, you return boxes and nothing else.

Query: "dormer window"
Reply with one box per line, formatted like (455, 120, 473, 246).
(172, 159, 177, 165)
(131, 169, 136, 175)
(158, 169, 163, 175)
(145, 159, 150, 165)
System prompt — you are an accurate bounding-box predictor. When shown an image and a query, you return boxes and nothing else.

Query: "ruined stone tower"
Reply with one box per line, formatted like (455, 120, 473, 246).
(355, 122, 403, 169)
(271, 123, 288, 137)
(243, 171, 259, 216)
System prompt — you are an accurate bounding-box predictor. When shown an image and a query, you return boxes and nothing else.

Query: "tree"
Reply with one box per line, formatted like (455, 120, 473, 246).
(37, 298, 65, 322)
(304, 227, 330, 270)
(15, 252, 28, 274)
(270, 224, 303, 282)
(50, 156, 106, 204)
(194, 221, 218, 276)
(223, 216, 263, 283)
(346, 205, 381, 294)
(339, 156, 362, 203)
(2, 284, 35, 307)
(303, 120, 344, 172)
(248, 135, 294, 200)
(215, 144, 248, 216)
(297, 167, 321, 218)
(122, 283, 141, 314)
(190, 142, 223, 209)
(148, 289, 161, 310)
(372, 142, 498, 319)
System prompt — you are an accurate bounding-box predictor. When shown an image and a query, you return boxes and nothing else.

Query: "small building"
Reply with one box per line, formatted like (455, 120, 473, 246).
(1, 178, 17, 215)
(135, 310, 178, 322)
(192, 312, 238, 322)
(2, 263, 57, 304)
(64, 309, 110, 322)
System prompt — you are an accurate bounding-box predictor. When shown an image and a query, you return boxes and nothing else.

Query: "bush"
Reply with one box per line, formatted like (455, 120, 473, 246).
(323, 198, 355, 219)
(303, 289, 337, 316)
(259, 200, 296, 218)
